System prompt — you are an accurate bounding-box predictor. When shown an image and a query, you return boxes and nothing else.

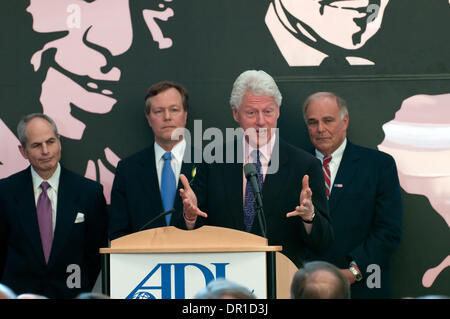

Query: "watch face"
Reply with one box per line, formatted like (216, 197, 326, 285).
(350, 266, 363, 281)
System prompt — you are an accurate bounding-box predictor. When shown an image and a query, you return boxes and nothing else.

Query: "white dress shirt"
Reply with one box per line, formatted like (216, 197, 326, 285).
(315, 138, 347, 195)
(31, 163, 61, 233)
(154, 139, 186, 190)
(242, 132, 277, 201)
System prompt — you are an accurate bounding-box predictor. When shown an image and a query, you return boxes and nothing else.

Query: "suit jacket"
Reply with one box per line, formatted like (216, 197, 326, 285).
(0, 166, 108, 299)
(109, 145, 196, 240)
(307, 141, 403, 298)
(178, 137, 333, 267)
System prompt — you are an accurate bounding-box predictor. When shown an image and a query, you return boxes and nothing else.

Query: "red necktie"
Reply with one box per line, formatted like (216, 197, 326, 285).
(322, 156, 332, 199)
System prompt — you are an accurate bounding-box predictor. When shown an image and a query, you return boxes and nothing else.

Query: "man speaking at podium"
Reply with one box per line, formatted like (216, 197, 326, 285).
(179, 70, 333, 267)
(109, 81, 195, 240)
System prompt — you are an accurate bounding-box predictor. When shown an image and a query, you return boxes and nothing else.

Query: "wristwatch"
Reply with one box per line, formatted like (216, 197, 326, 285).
(349, 264, 363, 282)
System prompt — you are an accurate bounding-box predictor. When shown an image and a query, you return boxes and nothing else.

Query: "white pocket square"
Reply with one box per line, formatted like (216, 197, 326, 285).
(74, 212, 85, 223)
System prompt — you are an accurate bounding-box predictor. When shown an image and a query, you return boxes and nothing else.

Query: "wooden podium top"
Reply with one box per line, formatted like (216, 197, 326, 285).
(100, 226, 283, 254)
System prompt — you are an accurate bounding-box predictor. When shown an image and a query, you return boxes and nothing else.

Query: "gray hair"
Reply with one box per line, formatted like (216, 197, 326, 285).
(194, 278, 256, 299)
(290, 261, 351, 299)
(302, 92, 348, 123)
(229, 70, 282, 110)
(17, 113, 59, 147)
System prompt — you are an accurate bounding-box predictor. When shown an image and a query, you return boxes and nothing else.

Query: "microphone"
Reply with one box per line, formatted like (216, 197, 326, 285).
(244, 163, 267, 238)
(138, 209, 176, 231)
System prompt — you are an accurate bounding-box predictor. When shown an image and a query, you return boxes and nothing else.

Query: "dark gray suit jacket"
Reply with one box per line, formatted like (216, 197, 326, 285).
(109, 145, 196, 240)
(307, 141, 403, 298)
(0, 166, 108, 298)
(179, 137, 333, 267)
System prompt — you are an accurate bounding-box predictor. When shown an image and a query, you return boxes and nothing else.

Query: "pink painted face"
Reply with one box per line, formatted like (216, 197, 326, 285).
(378, 93, 450, 288)
(15, 0, 176, 202)
(26, 0, 175, 140)
(232, 92, 280, 148)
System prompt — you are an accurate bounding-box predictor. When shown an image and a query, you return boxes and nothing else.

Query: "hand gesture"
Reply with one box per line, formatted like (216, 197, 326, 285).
(286, 175, 315, 222)
(179, 174, 207, 221)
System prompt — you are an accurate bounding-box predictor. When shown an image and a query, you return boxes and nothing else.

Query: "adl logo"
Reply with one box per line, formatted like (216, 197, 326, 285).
(126, 262, 229, 299)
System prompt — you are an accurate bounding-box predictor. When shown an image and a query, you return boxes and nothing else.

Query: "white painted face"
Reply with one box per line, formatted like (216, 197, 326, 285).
(279, 0, 390, 50)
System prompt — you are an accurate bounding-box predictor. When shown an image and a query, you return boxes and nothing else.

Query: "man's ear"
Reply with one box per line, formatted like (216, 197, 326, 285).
(18, 145, 28, 160)
(145, 112, 152, 128)
(231, 107, 239, 123)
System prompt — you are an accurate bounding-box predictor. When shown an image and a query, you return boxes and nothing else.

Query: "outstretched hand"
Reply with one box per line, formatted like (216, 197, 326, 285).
(179, 174, 207, 221)
(286, 175, 315, 221)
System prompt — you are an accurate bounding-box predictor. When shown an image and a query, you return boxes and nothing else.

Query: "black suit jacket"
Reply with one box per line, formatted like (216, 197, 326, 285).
(0, 166, 108, 299)
(307, 141, 403, 298)
(109, 145, 196, 240)
(179, 137, 333, 267)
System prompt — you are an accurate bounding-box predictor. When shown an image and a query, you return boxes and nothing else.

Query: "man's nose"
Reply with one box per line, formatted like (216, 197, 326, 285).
(84, 0, 133, 56)
(163, 109, 171, 120)
(255, 112, 266, 126)
(317, 121, 326, 133)
(41, 143, 49, 154)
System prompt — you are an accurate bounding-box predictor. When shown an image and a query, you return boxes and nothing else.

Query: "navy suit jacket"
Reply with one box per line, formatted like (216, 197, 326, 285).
(109, 145, 196, 240)
(307, 141, 403, 298)
(178, 137, 334, 268)
(0, 166, 108, 299)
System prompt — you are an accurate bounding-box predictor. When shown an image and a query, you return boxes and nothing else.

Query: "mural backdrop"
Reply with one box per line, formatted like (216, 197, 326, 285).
(1, 0, 449, 298)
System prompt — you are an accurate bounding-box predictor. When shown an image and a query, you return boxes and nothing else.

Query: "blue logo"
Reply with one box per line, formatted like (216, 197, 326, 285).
(126, 262, 229, 299)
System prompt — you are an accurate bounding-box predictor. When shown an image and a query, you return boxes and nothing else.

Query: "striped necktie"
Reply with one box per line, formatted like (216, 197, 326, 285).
(322, 155, 332, 199)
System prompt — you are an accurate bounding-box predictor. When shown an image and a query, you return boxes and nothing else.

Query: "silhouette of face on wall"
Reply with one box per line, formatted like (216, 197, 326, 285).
(278, 0, 389, 50)
(0, 0, 176, 202)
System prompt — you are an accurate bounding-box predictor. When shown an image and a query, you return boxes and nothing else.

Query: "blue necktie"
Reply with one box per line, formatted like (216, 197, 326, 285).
(161, 152, 176, 225)
(244, 150, 263, 232)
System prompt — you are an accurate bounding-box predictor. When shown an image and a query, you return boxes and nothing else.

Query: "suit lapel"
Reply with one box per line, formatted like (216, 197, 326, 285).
(138, 147, 164, 217)
(50, 167, 78, 265)
(15, 167, 46, 263)
(261, 137, 289, 223)
(329, 142, 360, 211)
(222, 139, 244, 230)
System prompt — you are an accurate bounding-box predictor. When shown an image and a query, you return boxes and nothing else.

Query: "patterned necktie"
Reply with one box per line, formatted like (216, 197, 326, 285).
(322, 155, 332, 199)
(161, 152, 176, 225)
(36, 181, 53, 263)
(244, 150, 263, 232)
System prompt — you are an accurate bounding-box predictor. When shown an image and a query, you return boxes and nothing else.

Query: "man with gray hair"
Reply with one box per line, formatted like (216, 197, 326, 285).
(0, 113, 108, 298)
(178, 70, 333, 268)
(290, 261, 350, 299)
(302, 92, 402, 298)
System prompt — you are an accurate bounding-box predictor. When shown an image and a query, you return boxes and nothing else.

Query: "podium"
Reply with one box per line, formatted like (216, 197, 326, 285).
(100, 226, 297, 299)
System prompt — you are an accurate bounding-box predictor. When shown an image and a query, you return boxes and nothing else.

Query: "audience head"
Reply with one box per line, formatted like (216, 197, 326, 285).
(290, 261, 350, 299)
(76, 292, 110, 299)
(194, 278, 256, 299)
(0, 283, 17, 299)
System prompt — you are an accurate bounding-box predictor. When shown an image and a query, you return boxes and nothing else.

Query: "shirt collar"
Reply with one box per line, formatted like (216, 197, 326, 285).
(154, 138, 186, 162)
(242, 130, 277, 164)
(31, 162, 61, 191)
(315, 138, 347, 162)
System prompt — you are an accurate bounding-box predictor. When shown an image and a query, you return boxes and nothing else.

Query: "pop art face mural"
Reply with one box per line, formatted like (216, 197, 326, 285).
(0, 0, 175, 202)
(265, 0, 389, 66)
(378, 94, 450, 289)
(0, 1, 448, 297)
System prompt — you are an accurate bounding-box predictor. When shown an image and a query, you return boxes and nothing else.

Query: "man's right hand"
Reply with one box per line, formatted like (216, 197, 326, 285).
(179, 174, 207, 227)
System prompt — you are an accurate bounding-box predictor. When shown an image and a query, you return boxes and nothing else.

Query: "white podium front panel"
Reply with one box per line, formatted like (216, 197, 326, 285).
(110, 252, 267, 299)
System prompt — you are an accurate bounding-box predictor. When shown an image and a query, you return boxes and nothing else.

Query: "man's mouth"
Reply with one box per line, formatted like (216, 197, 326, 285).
(320, 0, 371, 11)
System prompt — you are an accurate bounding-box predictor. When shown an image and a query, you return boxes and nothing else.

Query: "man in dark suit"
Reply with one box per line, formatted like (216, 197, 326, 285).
(0, 113, 108, 299)
(302, 92, 402, 298)
(109, 81, 196, 240)
(179, 70, 333, 267)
